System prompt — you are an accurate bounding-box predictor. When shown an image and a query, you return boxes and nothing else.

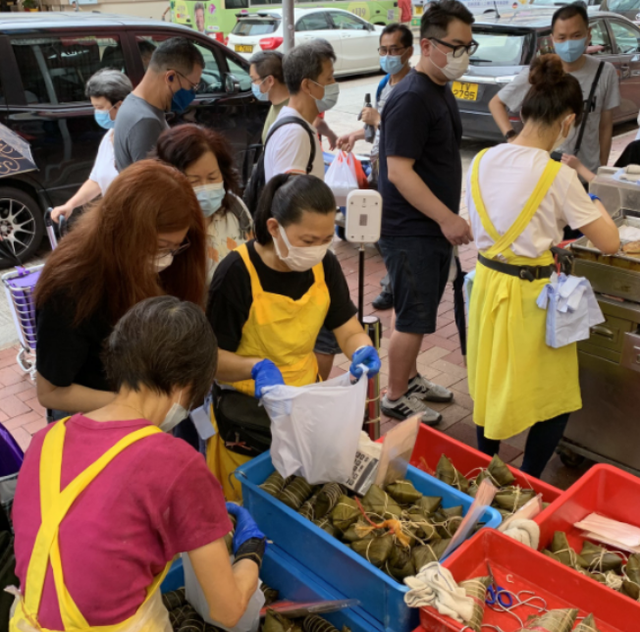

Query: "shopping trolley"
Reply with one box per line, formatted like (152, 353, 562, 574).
(0, 210, 65, 380)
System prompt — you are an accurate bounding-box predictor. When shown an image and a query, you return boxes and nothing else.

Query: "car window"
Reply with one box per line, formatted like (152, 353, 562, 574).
(296, 12, 332, 31)
(588, 20, 613, 55)
(609, 20, 640, 54)
(231, 18, 280, 36)
(10, 35, 122, 105)
(607, 0, 640, 10)
(226, 57, 252, 92)
(470, 30, 532, 66)
(135, 35, 223, 94)
(329, 11, 368, 30)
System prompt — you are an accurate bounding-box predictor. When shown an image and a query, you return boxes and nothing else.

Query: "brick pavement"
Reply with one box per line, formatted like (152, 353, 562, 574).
(1, 130, 635, 489)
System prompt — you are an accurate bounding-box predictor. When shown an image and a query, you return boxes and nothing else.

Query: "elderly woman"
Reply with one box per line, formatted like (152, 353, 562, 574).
(11, 296, 264, 632)
(51, 69, 132, 223)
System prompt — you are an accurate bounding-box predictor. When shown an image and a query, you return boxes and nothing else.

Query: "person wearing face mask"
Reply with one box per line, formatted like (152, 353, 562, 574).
(489, 2, 619, 177)
(206, 174, 381, 500)
(11, 296, 265, 632)
(467, 54, 619, 478)
(51, 70, 132, 224)
(34, 161, 206, 422)
(156, 124, 253, 283)
(376, 0, 474, 427)
(114, 37, 204, 172)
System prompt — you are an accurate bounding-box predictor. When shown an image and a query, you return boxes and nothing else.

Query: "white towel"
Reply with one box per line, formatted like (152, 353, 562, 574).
(501, 518, 540, 549)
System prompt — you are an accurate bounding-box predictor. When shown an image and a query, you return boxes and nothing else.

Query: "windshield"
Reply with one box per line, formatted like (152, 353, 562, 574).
(231, 18, 280, 35)
(607, 0, 640, 10)
(470, 31, 531, 66)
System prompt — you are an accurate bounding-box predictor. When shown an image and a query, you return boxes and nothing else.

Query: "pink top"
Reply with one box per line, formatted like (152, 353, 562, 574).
(12, 414, 232, 629)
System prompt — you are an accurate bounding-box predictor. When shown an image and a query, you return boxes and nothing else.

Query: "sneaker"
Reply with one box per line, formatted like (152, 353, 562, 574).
(408, 373, 453, 403)
(372, 291, 393, 310)
(381, 392, 442, 426)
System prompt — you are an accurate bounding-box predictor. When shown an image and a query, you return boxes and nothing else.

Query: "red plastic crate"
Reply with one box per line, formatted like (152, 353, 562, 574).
(408, 424, 561, 504)
(419, 529, 638, 632)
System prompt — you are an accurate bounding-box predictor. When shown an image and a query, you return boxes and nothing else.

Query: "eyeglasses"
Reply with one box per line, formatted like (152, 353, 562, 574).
(430, 38, 479, 58)
(158, 239, 191, 258)
(170, 69, 204, 93)
(378, 46, 407, 56)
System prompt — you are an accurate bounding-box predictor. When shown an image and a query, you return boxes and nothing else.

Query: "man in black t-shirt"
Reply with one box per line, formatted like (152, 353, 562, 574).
(378, 0, 475, 426)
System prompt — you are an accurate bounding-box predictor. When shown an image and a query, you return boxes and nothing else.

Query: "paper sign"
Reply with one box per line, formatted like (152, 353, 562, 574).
(190, 405, 216, 441)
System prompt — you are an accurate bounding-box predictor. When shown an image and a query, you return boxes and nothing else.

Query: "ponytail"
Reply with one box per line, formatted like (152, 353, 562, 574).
(254, 174, 336, 245)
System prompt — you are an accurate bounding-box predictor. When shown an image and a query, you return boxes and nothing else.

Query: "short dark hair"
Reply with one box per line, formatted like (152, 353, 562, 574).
(195, 1, 204, 11)
(104, 296, 217, 408)
(254, 174, 336, 245)
(522, 54, 584, 127)
(420, 0, 474, 40)
(85, 69, 132, 105)
(250, 50, 285, 83)
(283, 39, 336, 95)
(552, 1, 589, 31)
(381, 23, 413, 48)
(149, 37, 205, 75)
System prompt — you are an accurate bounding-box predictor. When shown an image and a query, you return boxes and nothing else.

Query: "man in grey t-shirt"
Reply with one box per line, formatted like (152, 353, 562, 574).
(114, 37, 204, 172)
(489, 3, 619, 173)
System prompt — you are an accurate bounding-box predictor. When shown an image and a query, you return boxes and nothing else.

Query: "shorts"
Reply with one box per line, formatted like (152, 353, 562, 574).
(379, 234, 452, 335)
(314, 325, 341, 355)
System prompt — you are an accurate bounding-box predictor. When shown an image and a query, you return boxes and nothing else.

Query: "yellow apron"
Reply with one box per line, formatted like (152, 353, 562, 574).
(467, 150, 582, 441)
(207, 243, 330, 500)
(10, 418, 172, 632)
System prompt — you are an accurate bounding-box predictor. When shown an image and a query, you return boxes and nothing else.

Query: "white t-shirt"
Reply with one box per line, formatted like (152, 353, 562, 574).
(466, 144, 601, 259)
(89, 129, 118, 195)
(264, 106, 324, 182)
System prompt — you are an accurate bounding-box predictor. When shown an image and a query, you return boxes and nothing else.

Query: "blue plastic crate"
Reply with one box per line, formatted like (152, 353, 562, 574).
(236, 453, 501, 632)
(262, 545, 384, 632)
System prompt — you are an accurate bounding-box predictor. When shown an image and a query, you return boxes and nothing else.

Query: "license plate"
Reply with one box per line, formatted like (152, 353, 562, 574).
(452, 81, 479, 101)
(235, 44, 254, 53)
(415, 5, 423, 13)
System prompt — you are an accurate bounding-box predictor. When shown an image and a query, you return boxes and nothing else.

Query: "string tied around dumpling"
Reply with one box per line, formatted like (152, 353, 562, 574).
(553, 546, 580, 568)
(354, 497, 412, 548)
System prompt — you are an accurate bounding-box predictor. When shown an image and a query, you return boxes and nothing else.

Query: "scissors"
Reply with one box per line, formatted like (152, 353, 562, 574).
(485, 562, 514, 608)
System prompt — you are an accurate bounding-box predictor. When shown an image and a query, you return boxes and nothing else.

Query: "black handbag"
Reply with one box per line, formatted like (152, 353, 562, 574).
(213, 388, 272, 457)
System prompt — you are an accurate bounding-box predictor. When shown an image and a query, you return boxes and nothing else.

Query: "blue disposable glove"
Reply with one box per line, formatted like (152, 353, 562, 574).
(251, 359, 284, 398)
(349, 345, 381, 379)
(226, 502, 266, 555)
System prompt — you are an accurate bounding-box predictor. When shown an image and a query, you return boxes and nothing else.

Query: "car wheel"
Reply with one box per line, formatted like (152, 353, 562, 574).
(0, 187, 45, 269)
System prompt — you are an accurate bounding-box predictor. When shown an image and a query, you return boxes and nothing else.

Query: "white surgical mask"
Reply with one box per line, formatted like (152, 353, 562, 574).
(432, 47, 470, 81)
(311, 80, 340, 113)
(273, 224, 330, 272)
(160, 390, 188, 432)
(194, 181, 225, 217)
(551, 115, 572, 153)
(154, 252, 174, 273)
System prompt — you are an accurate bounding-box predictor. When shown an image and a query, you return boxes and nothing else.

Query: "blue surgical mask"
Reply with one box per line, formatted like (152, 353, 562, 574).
(171, 88, 196, 113)
(380, 54, 405, 76)
(94, 109, 115, 130)
(554, 37, 586, 63)
(311, 80, 340, 113)
(251, 78, 270, 102)
(194, 181, 225, 217)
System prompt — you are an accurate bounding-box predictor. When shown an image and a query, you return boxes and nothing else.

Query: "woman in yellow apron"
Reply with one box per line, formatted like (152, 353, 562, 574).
(206, 174, 381, 500)
(10, 297, 264, 632)
(466, 55, 619, 478)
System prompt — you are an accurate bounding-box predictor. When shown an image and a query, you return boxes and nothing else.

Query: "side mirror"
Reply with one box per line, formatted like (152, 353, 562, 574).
(225, 73, 241, 95)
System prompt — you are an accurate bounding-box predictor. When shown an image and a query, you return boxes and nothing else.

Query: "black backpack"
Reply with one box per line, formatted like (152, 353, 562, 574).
(243, 116, 317, 215)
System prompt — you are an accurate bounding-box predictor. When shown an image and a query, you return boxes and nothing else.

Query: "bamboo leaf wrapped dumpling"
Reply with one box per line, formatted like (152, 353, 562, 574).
(411, 539, 451, 571)
(487, 454, 516, 487)
(516, 608, 578, 632)
(621, 579, 640, 601)
(264, 609, 303, 632)
(459, 576, 490, 632)
(436, 455, 469, 493)
(493, 487, 537, 513)
(314, 483, 344, 520)
(415, 496, 442, 517)
(362, 485, 403, 519)
(331, 496, 361, 531)
(625, 553, 640, 585)
(403, 510, 439, 541)
(261, 471, 294, 497)
(351, 533, 394, 567)
(386, 480, 423, 505)
(580, 541, 623, 573)
(303, 614, 352, 632)
(298, 492, 320, 521)
(277, 477, 314, 510)
(314, 516, 340, 538)
(547, 532, 588, 569)
(574, 614, 602, 632)
(384, 541, 416, 580)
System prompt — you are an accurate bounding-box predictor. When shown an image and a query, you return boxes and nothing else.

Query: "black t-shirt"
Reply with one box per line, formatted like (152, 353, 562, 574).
(36, 294, 112, 392)
(206, 240, 357, 352)
(379, 69, 463, 238)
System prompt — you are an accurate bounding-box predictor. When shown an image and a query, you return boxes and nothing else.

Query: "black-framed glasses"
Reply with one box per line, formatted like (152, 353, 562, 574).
(170, 68, 204, 93)
(158, 239, 191, 258)
(378, 45, 407, 56)
(430, 38, 479, 58)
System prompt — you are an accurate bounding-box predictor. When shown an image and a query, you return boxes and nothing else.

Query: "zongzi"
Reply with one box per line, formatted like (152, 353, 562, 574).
(580, 541, 623, 573)
(315, 483, 344, 520)
(386, 480, 423, 505)
(331, 496, 361, 531)
(299, 493, 319, 521)
(573, 614, 602, 632)
(362, 485, 403, 519)
(493, 487, 537, 513)
(403, 511, 438, 541)
(516, 608, 578, 632)
(264, 609, 303, 632)
(277, 477, 314, 510)
(487, 454, 516, 487)
(548, 532, 587, 569)
(314, 516, 340, 538)
(415, 496, 442, 517)
(351, 533, 394, 567)
(303, 614, 351, 632)
(411, 539, 451, 571)
(459, 576, 490, 632)
(261, 471, 294, 496)
(625, 553, 640, 585)
(260, 583, 279, 607)
(436, 454, 469, 493)
(384, 541, 416, 580)
(621, 579, 640, 601)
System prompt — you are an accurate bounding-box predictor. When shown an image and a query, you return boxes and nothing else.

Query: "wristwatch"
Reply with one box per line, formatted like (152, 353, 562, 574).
(504, 130, 517, 142)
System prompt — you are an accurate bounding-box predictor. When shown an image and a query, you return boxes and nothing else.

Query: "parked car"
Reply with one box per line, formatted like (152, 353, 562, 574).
(227, 8, 384, 76)
(454, 10, 640, 140)
(601, 0, 640, 22)
(0, 12, 269, 267)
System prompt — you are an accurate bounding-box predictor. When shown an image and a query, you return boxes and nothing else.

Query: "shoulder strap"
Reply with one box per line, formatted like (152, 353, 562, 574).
(573, 61, 605, 156)
(264, 115, 316, 174)
(376, 74, 391, 106)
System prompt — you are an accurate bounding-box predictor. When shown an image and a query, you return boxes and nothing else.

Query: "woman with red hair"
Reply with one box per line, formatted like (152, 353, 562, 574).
(34, 159, 207, 419)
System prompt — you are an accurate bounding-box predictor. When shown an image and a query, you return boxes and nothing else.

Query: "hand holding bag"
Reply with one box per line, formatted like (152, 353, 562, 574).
(325, 150, 359, 206)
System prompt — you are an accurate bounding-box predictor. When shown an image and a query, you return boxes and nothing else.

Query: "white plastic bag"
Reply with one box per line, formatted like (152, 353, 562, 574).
(182, 553, 264, 632)
(325, 151, 359, 206)
(262, 371, 368, 484)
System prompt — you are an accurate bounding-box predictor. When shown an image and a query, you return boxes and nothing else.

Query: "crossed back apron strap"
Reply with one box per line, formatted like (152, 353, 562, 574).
(471, 148, 562, 261)
(23, 417, 163, 631)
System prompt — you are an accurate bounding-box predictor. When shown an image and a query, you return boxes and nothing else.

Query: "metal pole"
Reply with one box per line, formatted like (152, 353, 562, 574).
(358, 244, 365, 325)
(363, 315, 381, 441)
(282, 0, 295, 52)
